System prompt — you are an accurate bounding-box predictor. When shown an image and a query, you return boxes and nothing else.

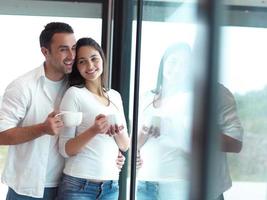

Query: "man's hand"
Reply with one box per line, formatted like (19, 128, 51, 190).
(42, 111, 64, 135)
(116, 151, 125, 172)
(136, 150, 143, 170)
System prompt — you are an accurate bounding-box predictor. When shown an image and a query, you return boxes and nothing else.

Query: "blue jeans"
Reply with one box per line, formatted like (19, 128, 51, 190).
(158, 180, 189, 200)
(57, 174, 119, 200)
(137, 180, 189, 200)
(137, 181, 159, 200)
(6, 187, 58, 200)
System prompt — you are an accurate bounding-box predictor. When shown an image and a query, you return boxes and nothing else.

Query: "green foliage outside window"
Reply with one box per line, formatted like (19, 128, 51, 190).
(229, 87, 267, 182)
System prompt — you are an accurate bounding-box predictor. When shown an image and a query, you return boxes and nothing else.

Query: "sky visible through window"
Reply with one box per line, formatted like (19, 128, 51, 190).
(219, 26, 267, 95)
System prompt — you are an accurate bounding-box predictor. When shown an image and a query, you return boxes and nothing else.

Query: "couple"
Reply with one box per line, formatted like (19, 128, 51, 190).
(0, 22, 130, 200)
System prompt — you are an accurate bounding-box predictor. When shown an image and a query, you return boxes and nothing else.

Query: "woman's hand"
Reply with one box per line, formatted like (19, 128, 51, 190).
(106, 124, 124, 136)
(142, 125, 160, 138)
(91, 114, 109, 134)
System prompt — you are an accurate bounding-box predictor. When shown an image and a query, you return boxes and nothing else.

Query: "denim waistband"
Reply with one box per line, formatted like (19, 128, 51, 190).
(62, 173, 118, 186)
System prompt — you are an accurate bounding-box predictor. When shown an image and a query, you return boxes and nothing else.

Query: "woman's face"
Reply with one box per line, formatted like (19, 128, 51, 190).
(163, 50, 191, 85)
(76, 46, 103, 83)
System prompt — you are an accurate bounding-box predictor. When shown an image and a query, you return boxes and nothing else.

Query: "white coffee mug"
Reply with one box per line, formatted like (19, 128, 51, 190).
(107, 114, 121, 126)
(144, 115, 161, 128)
(56, 111, 83, 127)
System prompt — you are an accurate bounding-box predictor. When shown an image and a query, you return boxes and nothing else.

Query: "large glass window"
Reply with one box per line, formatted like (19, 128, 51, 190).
(220, 26, 267, 200)
(128, 1, 200, 199)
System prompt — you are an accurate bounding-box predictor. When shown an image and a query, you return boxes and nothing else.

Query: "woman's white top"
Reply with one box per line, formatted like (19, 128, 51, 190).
(59, 86, 128, 181)
(137, 91, 193, 181)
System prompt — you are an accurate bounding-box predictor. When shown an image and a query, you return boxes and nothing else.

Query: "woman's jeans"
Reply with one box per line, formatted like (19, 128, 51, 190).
(137, 181, 159, 200)
(57, 174, 119, 200)
(6, 187, 58, 200)
(137, 180, 189, 200)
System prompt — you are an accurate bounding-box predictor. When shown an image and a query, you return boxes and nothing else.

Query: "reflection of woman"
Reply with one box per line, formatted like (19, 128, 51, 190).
(137, 43, 193, 200)
(57, 38, 130, 199)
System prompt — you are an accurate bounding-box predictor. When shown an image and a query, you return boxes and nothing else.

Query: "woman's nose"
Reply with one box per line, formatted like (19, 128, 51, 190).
(86, 60, 93, 69)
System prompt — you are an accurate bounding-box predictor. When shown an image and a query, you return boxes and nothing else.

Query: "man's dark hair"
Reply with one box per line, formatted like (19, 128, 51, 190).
(39, 22, 74, 49)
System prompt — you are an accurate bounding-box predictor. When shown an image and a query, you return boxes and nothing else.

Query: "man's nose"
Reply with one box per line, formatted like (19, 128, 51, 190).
(67, 49, 75, 59)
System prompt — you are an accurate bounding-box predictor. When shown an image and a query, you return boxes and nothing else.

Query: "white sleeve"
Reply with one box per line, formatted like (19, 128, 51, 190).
(138, 91, 154, 132)
(0, 80, 30, 132)
(218, 86, 244, 141)
(58, 87, 79, 158)
(115, 91, 128, 135)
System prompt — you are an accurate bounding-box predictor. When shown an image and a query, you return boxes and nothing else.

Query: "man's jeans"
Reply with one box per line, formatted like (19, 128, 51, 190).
(6, 187, 58, 200)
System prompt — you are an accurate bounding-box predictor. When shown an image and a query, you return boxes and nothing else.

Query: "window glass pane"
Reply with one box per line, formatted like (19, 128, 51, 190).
(218, 4, 267, 200)
(129, 1, 199, 199)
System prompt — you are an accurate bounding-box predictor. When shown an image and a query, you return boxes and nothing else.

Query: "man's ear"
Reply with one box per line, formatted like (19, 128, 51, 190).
(41, 47, 49, 57)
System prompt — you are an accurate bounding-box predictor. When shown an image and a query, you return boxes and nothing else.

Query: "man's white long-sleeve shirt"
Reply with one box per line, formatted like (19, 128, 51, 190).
(0, 65, 68, 198)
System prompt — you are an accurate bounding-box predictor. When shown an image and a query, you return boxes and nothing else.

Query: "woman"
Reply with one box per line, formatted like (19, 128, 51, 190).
(57, 37, 130, 200)
(136, 43, 193, 200)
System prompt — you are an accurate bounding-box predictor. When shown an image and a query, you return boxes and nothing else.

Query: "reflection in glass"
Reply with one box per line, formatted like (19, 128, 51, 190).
(130, 1, 198, 199)
(208, 83, 244, 200)
(219, 26, 267, 199)
(136, 43, 194, 200)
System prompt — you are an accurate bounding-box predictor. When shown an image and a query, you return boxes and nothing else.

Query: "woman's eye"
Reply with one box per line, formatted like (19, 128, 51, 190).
(92, 57, 99, 62)
(78, 60, 85, 64)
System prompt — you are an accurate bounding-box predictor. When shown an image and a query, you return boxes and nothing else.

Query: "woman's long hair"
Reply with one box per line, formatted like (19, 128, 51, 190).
(150, 43, 192, 108)
(153, 42, 192, 95)
(69, 37, 108, 97)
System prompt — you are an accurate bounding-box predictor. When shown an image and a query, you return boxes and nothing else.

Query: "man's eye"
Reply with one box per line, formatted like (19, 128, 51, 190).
(60, 48, 67, 52)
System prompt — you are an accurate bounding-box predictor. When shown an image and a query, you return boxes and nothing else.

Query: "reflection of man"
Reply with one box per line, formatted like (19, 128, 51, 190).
(210, 83, 244, 200)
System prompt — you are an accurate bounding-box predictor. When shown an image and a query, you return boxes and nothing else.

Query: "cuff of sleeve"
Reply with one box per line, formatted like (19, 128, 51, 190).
(59, 138, 71, 158)
(0, 120, 16, 132)
(223, 129, 243, 141)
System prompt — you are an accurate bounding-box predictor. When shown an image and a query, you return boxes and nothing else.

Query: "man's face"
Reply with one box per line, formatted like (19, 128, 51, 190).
(44, 33, 76, 75)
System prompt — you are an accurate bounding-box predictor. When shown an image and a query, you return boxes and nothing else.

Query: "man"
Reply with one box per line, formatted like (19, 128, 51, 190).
(210, 83, 243, 200)
(0, 22, 124, 200)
